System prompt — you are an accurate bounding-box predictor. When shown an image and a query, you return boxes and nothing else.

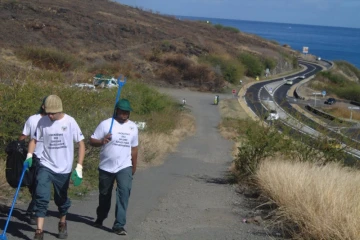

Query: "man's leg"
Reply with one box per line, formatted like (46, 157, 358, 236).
(33, 166, 52, 238)
(53, 172, 71, 239)
(113, 166, 132, 234)
(95, 169, 115, 226)
(26, 185, 36, 225)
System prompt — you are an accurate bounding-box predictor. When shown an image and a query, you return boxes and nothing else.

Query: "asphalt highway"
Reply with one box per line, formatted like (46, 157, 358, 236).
(245, 60, 360, 159)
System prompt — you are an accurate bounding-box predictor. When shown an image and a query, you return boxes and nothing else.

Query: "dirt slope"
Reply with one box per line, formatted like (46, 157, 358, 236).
(0, 0, 297, 88)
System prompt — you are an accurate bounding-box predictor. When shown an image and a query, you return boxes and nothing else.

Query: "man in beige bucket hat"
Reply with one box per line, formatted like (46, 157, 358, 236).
(25, 95, 85, 240)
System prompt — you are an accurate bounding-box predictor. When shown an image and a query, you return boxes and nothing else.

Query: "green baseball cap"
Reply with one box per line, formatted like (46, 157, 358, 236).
(115, 99, 132, 112)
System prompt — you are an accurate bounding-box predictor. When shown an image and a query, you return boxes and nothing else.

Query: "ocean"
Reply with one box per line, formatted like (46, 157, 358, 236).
(179, 16, 360, 68)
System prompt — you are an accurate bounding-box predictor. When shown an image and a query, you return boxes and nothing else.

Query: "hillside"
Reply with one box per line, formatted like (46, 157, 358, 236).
(0, 0, 299, 91)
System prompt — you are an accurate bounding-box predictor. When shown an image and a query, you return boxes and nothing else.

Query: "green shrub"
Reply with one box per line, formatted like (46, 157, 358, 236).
(161, 40, 176, 52)
(200, 55, 244, 83)
(234, 120, 288, 179)
(313, 70, 360, 102)
(291, 56, 298, 68)
(262, 57, 277, 70)
(213, 24, 240, 33)
(318, 71, 346, 86)
(335, 85, 360, 102)
(238, 53, 263, 78)
(334, 61, 360, 80)
(0, 79, 180, 157)
(16, 46, 83, 71)
(232, 119, 348, 180)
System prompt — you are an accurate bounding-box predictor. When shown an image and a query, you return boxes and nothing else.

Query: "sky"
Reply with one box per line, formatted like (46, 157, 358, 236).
(115, 0, 360, 29)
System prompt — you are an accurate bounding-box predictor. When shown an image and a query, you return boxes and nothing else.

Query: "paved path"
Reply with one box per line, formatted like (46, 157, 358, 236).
(1, 88, 270, 240)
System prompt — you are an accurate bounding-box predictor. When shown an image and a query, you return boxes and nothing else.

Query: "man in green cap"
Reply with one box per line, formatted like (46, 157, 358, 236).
(90, 98, 139, 236)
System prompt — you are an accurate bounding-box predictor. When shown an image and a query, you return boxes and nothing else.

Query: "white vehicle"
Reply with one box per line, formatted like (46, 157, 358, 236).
(297, 75, 306, 79)
(285, 79, 293, 85)
(268, 110, 279, 120)
(93, 75, 119, 88)
(72, 83, 96, 90)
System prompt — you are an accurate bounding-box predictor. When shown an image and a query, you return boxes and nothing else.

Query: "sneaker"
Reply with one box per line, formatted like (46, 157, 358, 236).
(113, 227, 127, 235)
(93, 219, 103, 228)
(33, 229, 44, 240)
(58, 222, 68, 239)
(28, 213, 37, 225)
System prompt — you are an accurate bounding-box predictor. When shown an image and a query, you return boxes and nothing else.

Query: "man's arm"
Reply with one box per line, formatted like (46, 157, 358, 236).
(18, 134, 27, 141)
(27, 139, 37, 154)
(89, 133, 112, 147)
(77, 140, 85, 166)
(131, 146, 138, 175)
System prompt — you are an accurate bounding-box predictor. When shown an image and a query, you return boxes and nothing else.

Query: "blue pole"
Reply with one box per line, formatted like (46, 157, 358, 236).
(108, 76, 127, 134)
(0, 163, 29, 240)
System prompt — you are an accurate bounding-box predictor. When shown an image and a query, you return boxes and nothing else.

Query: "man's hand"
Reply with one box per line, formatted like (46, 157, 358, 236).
(132, 166, 136, 175)
(71, 163, 83, 186)
(102, 133, 112, 145)
(24, 153, 33, 169)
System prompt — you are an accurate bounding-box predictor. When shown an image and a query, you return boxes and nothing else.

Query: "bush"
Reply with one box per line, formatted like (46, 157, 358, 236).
(159, 66, 180, 84)
(160, 40, 176, 52)
(213, 24, 240, 33)
(262, 57, 277, 70)
(200, 55, 244, 84)
(317, 71, 346, 86)
(16, 46, 83, 71)
(238, 53, 263, 78)
(162, 54, 192, 72)
(334, 61, 360, 80)
(234, 120, 288, 179)
(232, 119, 348, 180)
(314, 71, 360, 102)
(0, 79, 181, 157)
(183, 64, 216, 85)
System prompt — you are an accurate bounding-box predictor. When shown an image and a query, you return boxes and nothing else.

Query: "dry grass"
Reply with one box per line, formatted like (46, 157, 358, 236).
(0, 161, 16, 204)
(322, 105, 360, 121)
(137, 112, 195, 168)
(257, 159, 360, 240)
(217, 98, 250, 158)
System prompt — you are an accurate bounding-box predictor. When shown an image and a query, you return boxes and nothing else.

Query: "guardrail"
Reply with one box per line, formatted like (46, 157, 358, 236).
(350, 101, 360, 107)
(305, 104, 343, 123)
(321, 59, 334, 69)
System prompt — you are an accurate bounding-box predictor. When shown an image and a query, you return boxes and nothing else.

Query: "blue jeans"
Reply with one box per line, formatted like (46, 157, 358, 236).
(96, 167, 133, 229)
(34, 166, 71, 218)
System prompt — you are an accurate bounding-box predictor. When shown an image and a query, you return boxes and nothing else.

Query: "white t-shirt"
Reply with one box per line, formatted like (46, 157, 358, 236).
(91, 118, 138, 173)
(34, 114, 84, 174)
(22, 114, 44, 158)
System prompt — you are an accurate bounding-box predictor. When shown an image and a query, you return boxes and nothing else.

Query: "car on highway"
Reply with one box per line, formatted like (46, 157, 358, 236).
(324, 98, 336, 105)
(285, 79, 293, 85)
(297, 75, 306, 79)
(266, 109, 279, 121)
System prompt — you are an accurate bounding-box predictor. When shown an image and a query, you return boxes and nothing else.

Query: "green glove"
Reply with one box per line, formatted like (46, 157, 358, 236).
(71, 164, 83, 186)
(24, 153, 33, 169)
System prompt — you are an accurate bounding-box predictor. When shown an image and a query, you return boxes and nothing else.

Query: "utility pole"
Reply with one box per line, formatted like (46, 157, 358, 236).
(348, 106, 360, 120)
(312, 92, 321, 107)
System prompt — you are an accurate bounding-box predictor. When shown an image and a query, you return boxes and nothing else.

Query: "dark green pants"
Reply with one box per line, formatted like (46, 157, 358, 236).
(96, 167, 132, 229)
(34, 166, 71, 218)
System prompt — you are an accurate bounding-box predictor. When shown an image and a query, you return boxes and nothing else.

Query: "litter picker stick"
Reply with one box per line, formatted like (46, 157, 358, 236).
(0, 163, 29, 240)
(108, 75, 127, 134)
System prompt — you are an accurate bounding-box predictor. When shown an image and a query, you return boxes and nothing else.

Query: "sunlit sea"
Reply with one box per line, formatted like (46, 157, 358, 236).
(179, 16, 360, 68)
